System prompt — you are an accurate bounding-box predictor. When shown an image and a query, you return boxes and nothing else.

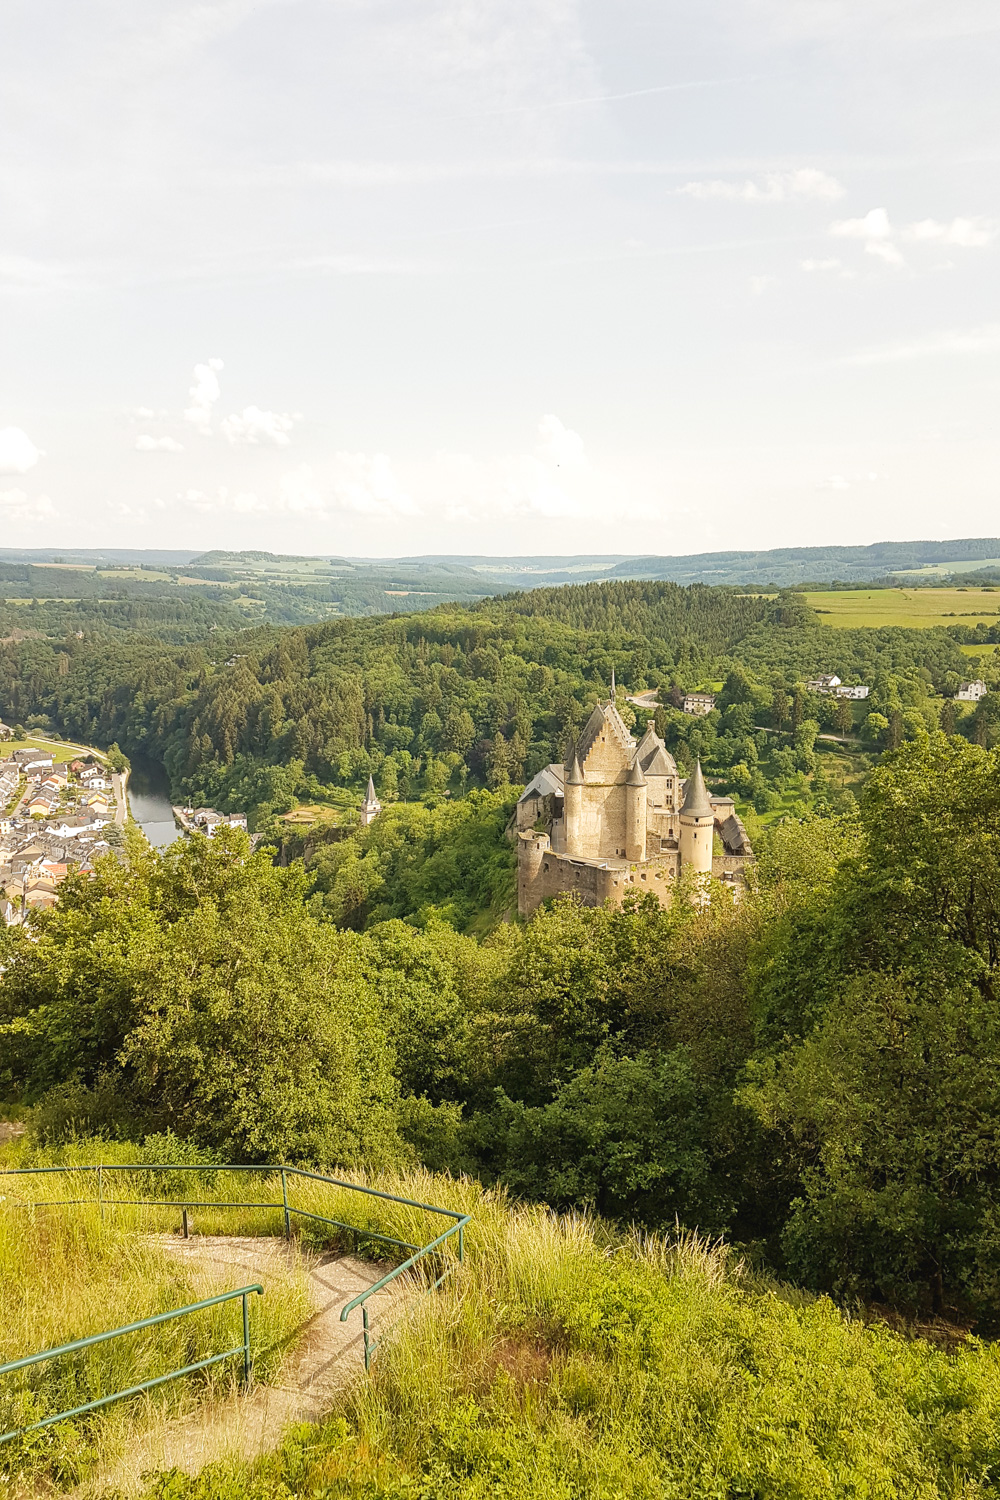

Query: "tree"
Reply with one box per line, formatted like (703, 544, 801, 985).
(862, 712, 889, 744)
(746, 735, 1000, 1321)
(486, 732, 511, 790)
(0, 832, 401, 1166)
(771, 687, 790, 731)
(833, 697, 853, 736)
(442, 708, 476, 756)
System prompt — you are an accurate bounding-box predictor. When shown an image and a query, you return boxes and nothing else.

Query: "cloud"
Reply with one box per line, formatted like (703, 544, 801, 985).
(680, 168, 845, 203)
(183, 357, 224, 433)
(0, 427, 43, 475)
(801, 257, 845, 272)
(902, 217, 995, 247)
(537, 414, 586, 467)
(0, 487, 56, 521)
(220, 406, 300, 447)
(748, 274, 777, 295)
(329, 454, 420, 517)
(866, 241, 906, 266)
(829, 208, 906, 266)
(133, 407, 156, 420)
(830, 207, 893, 240)
(817, 475, 851, 490)
(135, 434, 184, 452)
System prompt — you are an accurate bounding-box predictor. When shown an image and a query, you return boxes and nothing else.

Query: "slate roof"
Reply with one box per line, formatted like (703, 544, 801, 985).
(681, 760, 713, 818)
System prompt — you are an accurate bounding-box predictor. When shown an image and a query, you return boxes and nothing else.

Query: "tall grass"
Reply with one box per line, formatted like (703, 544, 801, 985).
(121, 1190, 1000, 1500)
(8, 1143, 1000, 1496)
(0, 1194, 309, 1489)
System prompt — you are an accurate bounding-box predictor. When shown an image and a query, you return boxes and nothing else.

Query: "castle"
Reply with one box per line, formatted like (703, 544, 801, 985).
(515, 680, 753, 916)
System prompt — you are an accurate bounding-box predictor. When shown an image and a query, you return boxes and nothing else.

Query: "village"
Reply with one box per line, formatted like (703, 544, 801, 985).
(0, 739, 128, 926)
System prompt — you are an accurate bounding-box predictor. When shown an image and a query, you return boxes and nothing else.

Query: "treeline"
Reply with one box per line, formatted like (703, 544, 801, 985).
(3, 733, 1000, 1326)
(0, 581, 982, 823)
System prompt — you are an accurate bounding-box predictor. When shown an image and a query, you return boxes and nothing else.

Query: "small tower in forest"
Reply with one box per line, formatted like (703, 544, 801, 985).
(359, 774, 382, 828)
(679, 760, 713, 880)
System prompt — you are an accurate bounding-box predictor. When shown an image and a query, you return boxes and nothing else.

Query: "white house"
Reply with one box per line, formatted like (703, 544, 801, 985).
(956, 680, 988, 702)
(683, 692, 716, 716)
(805, 675, 841, 694)
(834, 684, 870, 700)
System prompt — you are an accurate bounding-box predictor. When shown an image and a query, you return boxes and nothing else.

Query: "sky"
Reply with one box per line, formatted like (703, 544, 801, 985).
(1, 0, 999, 557)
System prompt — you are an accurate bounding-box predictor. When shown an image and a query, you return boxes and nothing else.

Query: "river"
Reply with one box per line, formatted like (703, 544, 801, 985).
(127, 756, 182, 848)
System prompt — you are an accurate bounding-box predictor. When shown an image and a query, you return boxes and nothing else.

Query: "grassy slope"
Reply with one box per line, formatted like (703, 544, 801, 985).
(0, 1143, 310, 1489)
(6, 1164, 979, 1500)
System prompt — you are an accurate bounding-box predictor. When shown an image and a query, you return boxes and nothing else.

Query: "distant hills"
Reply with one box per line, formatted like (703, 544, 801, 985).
(3, 538, 1000, 591)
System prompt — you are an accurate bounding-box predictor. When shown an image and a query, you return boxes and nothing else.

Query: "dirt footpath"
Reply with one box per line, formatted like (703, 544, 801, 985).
(83, 1234, 406, 1495)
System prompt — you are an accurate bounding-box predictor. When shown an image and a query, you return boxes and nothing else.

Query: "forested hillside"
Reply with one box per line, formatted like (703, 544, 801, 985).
(2, 581, 990, 835)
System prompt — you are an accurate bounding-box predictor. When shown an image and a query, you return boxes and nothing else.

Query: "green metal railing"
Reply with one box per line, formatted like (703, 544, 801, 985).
(0, 1284, 263, 1447)
(2, 1163, 470, 1397)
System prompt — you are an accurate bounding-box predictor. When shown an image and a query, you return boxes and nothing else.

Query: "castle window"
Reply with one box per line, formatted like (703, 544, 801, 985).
(543, 862, 550, 871)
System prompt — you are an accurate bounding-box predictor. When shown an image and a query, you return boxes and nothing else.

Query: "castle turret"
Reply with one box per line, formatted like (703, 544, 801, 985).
(625, 757, 647, 862)
(679, 760, 713, 879)
(359, 774, 382, 827)
(564, 749, 584, 856)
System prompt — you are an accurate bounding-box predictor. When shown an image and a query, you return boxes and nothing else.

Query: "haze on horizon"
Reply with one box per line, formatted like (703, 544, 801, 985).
(2, 0, 998, 558)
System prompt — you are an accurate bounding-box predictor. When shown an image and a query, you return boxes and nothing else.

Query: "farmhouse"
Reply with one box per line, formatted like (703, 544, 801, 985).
(683, 692, 716, 716)
(956, 680, 987, 702)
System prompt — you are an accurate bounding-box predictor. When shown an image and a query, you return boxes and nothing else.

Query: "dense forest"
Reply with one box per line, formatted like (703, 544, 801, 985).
(4, 732, 1000, 1330)
(2, 581, 995, 834)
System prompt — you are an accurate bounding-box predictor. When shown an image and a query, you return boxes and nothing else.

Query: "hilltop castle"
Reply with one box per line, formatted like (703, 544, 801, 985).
(515, 680, 753, 916)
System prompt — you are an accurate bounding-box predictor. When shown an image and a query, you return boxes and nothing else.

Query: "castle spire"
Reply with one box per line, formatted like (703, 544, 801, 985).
(680, 759, 712, 818)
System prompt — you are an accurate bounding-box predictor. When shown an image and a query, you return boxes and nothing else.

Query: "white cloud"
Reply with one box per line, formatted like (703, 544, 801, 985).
(830, 207, 893, 240)
(330, 453, 420, 517)
(0, 427, 42, 475)
(680, 168, 845, 203)
(133, 406, 156, 420)
(866, 241, 906, 266)
(220, 405, 300, 447)
(817, 475, 851, 490)
(135, 434, 184, 452)
(537, 413, 586, 467)
(0, 487, 55, 520)
(183, 357, 224, 433)
(748, 274, 777, 295)
(902, 217, 995, 247)
(801, 257, 844, 272)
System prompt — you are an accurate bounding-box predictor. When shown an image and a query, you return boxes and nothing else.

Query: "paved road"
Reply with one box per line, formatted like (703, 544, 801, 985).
(112, 769, 128, 825)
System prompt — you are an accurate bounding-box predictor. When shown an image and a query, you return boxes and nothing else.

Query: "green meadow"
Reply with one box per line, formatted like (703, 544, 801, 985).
(804, 587, 1000, 630)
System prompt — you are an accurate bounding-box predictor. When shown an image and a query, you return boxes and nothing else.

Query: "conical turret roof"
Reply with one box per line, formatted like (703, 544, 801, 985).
(565, 750, 585, 786)
(626, 757, 646, 787)
(363, 774, 379, 806)
(680, 760, 713, 818)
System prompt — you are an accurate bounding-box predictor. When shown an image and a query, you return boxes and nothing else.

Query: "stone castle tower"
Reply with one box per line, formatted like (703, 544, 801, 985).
(515, 682, 752, 916)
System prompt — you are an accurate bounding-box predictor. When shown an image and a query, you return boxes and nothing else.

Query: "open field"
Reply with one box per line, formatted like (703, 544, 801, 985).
(2, 733, 106, 761)
(892, 557, 1000, 578)
(805, 587, 1000, 629)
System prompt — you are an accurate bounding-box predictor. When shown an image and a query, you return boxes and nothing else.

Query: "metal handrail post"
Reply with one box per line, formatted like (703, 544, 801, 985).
(281, 1168, 290, 1239)
(242, 1291, 251, 1384)
(458, 1221, 464, 1263)
(362, 1304, 371, 1372)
